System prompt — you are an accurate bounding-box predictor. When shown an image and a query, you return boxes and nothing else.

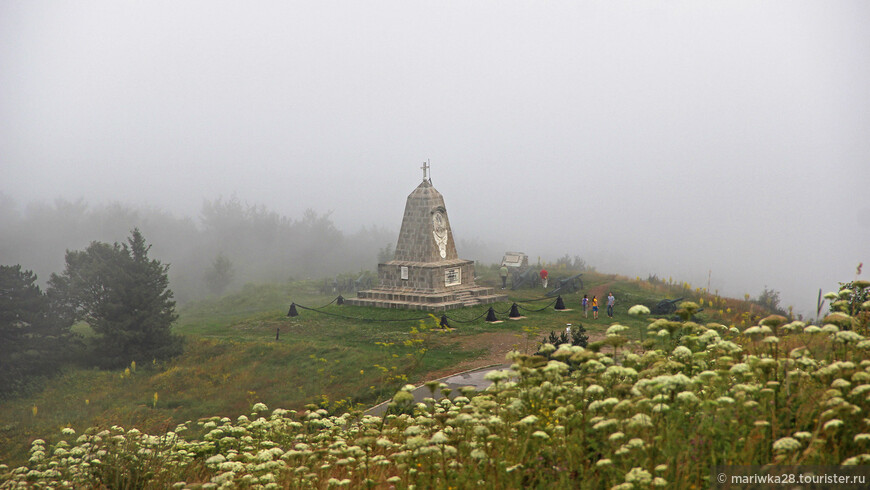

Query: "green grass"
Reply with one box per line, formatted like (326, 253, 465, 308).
(0, 270, 769, 467)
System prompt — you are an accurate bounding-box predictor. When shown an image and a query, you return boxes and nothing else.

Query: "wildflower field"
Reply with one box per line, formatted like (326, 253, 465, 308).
(2, 279, 869, 488)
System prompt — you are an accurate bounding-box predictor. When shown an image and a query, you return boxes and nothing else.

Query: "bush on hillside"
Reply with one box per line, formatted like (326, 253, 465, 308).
(539, 324, 589, 353)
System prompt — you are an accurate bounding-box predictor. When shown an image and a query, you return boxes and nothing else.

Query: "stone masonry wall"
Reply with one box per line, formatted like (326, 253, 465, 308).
(378, 260, 475, 292)
(393, 181, 458, 263)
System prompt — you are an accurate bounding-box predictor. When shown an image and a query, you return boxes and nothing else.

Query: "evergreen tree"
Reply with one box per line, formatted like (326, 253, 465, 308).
(571, 323, 589, 348)
(540, 323, 589, 357)
(48, 229, 182, 368)
(204, 252, 235, 296)
(0, 265, 73, 397)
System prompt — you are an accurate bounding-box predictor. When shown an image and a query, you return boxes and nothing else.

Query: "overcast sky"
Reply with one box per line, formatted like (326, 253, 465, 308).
(2, 1, 868, 313)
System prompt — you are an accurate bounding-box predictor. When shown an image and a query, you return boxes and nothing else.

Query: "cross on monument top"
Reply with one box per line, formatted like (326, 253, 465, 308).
(421, 161, 430, 181)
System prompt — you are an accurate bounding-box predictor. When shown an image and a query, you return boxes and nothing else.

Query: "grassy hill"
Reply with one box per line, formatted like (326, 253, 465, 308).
(0, 268, 782, 468)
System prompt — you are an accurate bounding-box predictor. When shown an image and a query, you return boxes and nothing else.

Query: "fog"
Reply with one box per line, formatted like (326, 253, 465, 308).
(2, 1, 868, 314)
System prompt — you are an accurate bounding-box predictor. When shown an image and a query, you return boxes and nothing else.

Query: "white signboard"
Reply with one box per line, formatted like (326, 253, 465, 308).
(445, 268, 461, 286)
(400, 266, 409, 280)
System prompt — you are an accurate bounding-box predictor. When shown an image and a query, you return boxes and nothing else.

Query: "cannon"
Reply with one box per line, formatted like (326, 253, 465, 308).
(652, 298, 684, 315)
(510, 268, 540, 290)
(545, 273, 584, 297)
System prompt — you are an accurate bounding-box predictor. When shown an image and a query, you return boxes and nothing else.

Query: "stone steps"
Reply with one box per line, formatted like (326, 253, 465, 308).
(455, 291, 474, 306)
(347, 286, 506, 312)
(345, 297, 467, 312)
(473, 294, 511, 304)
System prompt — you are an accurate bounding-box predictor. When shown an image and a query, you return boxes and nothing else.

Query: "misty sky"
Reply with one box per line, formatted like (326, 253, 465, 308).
(2, 1, 868, 313)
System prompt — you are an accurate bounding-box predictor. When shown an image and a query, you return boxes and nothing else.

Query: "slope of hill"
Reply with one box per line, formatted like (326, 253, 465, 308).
(0, 270, 795, 468)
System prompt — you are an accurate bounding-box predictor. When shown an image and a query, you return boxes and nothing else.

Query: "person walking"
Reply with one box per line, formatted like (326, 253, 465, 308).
(582, 294, 589, 318)
(607, 292, 616, 318)
(499, 265, 509, 289)
(591, 295, 599, 319)
(540, 268, 548, 288)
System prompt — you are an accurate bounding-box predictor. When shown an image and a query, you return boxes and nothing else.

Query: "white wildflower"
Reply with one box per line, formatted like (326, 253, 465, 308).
(251, 403, 268, 412)
(205, 454, 226, 465)
(625, 467, 653, 485)
(484, 370, 511, 383)
(772, 437, 802, 452)
(730, 363, 751, 375)
(628, 413, 653, 429)
(519, 415, 539, 426)
(471, 448, 487, 460)
(628, 305, 650, 316)
(676, 391, 699, 404)
(842, 454, 870, 465)
(672, 346, 693, 362)
(585, 384, 605, 397)
(430, 431, 448, 444)
(835, 330, 865, 343)
(626, 438, 645, 449)
(606, 324, 630, 336)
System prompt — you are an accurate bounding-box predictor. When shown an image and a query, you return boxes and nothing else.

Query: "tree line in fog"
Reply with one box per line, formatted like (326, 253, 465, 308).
(0, 194, 402, 303)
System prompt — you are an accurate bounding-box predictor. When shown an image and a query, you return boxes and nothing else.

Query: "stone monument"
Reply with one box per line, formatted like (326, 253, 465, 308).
(347, 164, 507, 311)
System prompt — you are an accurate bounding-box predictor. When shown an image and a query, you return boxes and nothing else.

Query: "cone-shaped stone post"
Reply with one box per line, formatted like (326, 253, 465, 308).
(485, 307, 498, 322)
(440, 315, 450, 329)
(555, 295, 566, 310)
(337, 295, 344, 305)
(287, 303, 298, 317)
(509, 303, 521, 318)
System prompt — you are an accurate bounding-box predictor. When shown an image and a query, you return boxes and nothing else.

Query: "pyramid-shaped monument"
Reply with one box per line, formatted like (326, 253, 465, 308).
(348, 170, 506, 311)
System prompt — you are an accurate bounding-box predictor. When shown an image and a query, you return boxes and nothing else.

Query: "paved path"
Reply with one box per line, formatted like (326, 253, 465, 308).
(365, 363, 512, 416)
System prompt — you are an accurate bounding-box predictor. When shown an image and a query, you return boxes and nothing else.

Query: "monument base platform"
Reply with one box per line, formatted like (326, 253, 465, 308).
(346, 285, 507, 312)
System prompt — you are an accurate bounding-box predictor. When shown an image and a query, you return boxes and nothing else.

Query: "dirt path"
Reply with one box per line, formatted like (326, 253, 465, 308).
(423, 328, 605, 381)
(424, 331, 524, 379)
(585, 281, 616, 304)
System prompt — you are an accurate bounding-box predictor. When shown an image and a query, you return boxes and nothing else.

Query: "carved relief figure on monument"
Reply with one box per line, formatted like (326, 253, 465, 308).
(432, 210, 448, 259)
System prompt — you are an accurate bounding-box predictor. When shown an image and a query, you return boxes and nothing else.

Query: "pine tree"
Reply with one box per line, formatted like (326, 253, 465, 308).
(48, 229, 181, 368)
(0, 265, 72, 397)
(122, 229, 180, 363)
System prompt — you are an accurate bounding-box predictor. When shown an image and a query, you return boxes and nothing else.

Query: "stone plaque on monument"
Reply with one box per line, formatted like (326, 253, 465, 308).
(445, 268, 460, 286)
(347, 164, 507, 311)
